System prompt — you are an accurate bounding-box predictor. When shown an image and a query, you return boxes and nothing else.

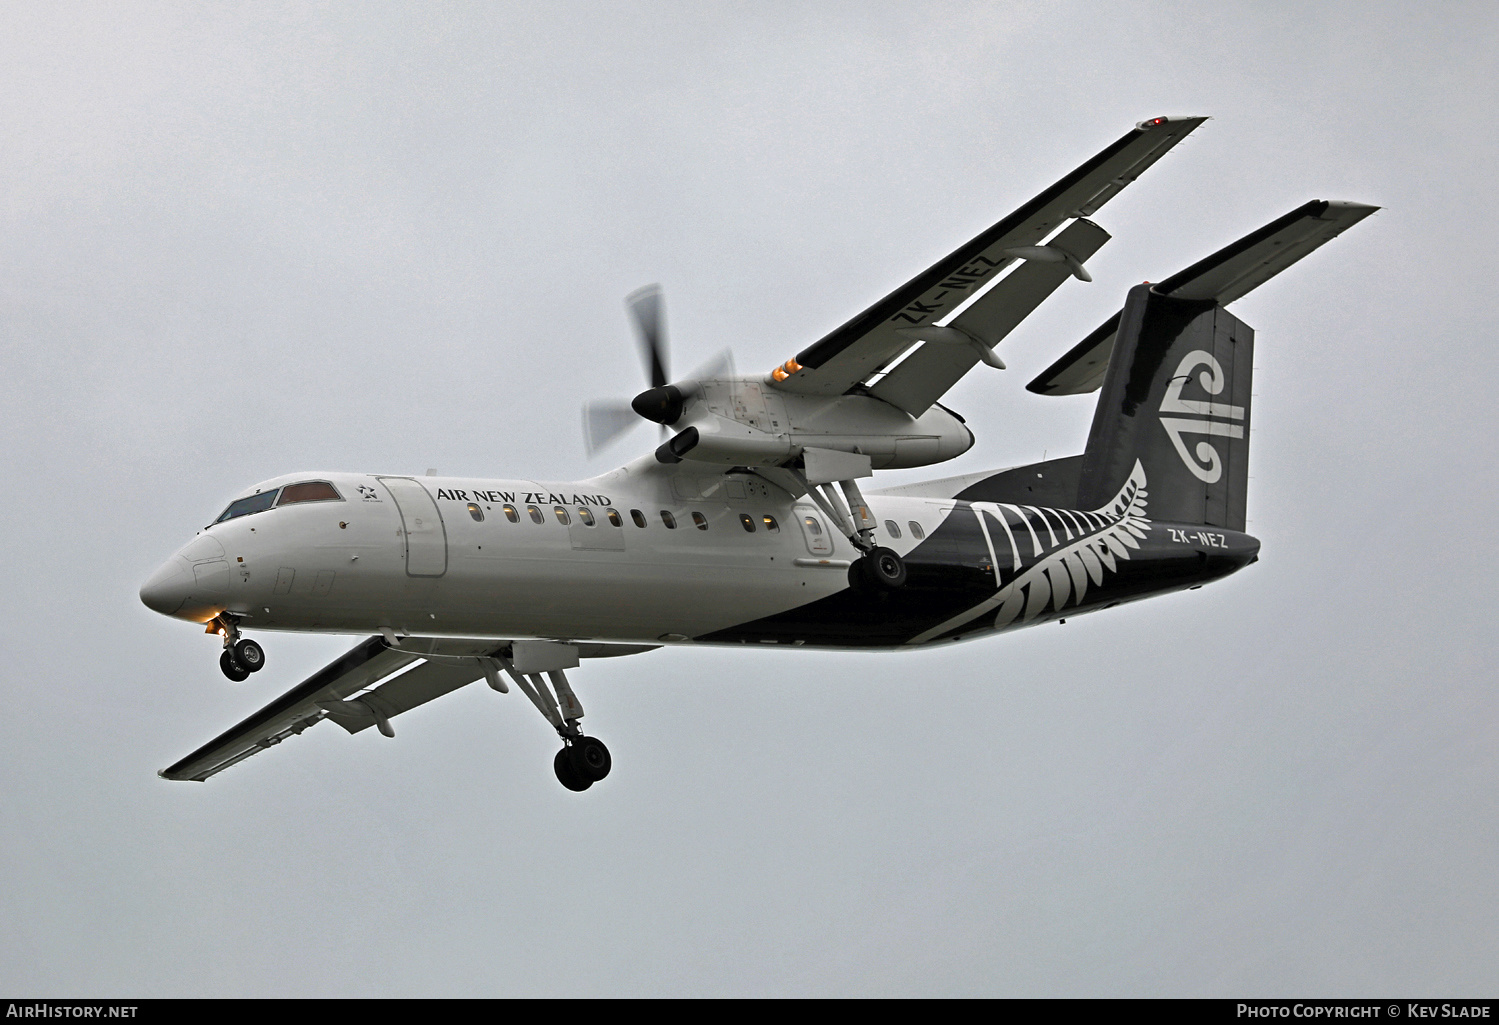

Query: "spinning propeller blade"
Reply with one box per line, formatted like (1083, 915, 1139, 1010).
(582, 400, 641, 457)
(580, 286, 736, 457)
(626, 284, 669, 389)
(685, 348, 735, 383)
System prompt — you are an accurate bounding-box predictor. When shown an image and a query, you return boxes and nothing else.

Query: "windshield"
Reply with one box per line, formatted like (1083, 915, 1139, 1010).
(277, 481, 341, 506)
(215, 490, 279, 523)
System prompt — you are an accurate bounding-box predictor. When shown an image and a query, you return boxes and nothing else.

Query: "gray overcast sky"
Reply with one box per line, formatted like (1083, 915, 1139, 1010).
(2, 0, 1496, 997)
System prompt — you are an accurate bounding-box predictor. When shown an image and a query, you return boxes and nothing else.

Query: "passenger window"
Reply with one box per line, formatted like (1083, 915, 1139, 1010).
(631, 509, 647, 528)
(908, 520, 925, 539)
(762, 515, 780, 533)
(739, 514, 756, 533)
(527, 505, 544, 524)
(660, 510, 677, 529)
(277, 481, 342, 506)
(467, 503, 484, 522)
(803, 515, 823, 536)
(692, 511, 709, 530)
(606, 508, 623, 527)
(554, 506, 571, 525)
(884, 519, 901, 539)
(216, 490, 279, 523)
(503, 505, 520, 523)
(577, 507, 595, 527)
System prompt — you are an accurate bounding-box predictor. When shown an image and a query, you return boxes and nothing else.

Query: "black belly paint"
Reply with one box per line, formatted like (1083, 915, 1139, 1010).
(698, 501, 1259, 649)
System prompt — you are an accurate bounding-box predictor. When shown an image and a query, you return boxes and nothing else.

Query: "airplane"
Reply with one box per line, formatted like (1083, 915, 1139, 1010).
(140, 116, 1377, 790)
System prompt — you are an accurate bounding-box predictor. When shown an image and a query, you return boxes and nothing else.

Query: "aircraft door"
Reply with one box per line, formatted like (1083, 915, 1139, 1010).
(797, 508, 834, 555)
(378, 477, 448, 576)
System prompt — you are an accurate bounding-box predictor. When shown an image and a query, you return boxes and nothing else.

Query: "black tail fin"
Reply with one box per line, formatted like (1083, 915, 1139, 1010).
(1076, 284, 1253, 530)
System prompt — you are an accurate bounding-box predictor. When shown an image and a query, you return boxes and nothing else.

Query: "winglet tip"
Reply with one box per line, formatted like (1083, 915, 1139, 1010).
(1136, 115, 1209, 130)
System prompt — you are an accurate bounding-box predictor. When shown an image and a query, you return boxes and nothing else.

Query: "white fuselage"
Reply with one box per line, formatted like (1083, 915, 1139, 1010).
(141, 462, 954, 648)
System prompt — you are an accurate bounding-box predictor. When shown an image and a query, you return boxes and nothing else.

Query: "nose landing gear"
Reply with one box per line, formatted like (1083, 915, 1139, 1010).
(210, 615, 266, 681)
(219, 649, 251, 682)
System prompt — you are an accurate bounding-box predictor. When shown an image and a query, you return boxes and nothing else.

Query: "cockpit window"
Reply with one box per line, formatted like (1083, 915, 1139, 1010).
(216, 490, 279, 523)
(277, 481, 342, 506)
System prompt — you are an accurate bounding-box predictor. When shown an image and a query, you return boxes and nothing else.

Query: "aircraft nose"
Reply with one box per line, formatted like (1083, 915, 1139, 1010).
(139, 557, 192, 616)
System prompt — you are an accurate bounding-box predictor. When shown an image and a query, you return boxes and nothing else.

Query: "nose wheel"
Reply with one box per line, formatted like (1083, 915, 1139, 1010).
(212, 616, 266, 680)
(232, 638, 265, 673)
(220, 650, 251, 682)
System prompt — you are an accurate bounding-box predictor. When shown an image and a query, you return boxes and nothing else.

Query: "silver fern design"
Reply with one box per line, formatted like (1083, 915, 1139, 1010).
(911, 460, 1151, 643)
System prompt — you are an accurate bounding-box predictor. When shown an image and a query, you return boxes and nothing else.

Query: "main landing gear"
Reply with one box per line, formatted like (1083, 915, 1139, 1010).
(483, 649, 612, 793)
(210, 615, 266, 681)
(797, 472, 907, 591)
(851, 545, 908, 590)
(553, 736, 613, 793)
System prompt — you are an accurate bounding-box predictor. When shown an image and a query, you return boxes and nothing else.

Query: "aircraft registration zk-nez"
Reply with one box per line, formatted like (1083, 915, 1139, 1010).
(141, 116, 1376, 790)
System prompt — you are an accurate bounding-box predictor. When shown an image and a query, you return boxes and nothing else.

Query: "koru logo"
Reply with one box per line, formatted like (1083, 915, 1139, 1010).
(1157, 350, 1245, 484)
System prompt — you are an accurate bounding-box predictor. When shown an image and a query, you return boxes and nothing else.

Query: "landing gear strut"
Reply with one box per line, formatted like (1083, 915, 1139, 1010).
(210, 615, 266, 680)
(798, 471, 908, 590)
(487, 651, 612, 792)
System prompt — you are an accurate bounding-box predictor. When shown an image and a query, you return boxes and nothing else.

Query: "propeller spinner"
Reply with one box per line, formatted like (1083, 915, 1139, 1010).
(582, 285, 732, 457)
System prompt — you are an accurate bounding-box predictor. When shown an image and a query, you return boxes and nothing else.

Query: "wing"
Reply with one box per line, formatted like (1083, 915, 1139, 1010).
(161, 636, 662, 781)
(160, 635, 502, 781)
(771, 116, 1207, 398)
(1027, 199, 1379, 396)
(869, 218, 1111, 415)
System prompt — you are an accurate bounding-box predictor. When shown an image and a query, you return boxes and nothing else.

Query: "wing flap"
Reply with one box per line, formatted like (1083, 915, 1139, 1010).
(1027, 200, 1379, 396)
(870, 218, 1111, 415)
(324, 660, 486, 734)
(773, 116, 1205, 398)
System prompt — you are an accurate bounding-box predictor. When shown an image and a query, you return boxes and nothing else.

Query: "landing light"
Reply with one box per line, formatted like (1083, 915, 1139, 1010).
(770, 357, 802, 382)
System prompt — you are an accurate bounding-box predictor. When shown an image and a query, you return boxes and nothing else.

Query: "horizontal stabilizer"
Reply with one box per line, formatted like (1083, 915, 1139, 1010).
(1027, 199, 1378, 396)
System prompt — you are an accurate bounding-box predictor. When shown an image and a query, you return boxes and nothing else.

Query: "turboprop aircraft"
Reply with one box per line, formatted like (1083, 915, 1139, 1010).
(141, 116, 1376, 789)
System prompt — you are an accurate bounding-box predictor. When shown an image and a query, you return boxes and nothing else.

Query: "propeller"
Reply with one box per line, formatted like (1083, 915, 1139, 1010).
(581, 285, 733, 457)
(628, 284, 669, 391)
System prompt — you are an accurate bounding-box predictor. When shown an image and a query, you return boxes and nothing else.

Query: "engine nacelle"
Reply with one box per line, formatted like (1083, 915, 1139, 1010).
(652, 378, 974, 469)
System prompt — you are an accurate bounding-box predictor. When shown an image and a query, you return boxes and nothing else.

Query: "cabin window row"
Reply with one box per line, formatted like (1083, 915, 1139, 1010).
(883, 519, 926, 540)
(464, 503, 787, 534)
